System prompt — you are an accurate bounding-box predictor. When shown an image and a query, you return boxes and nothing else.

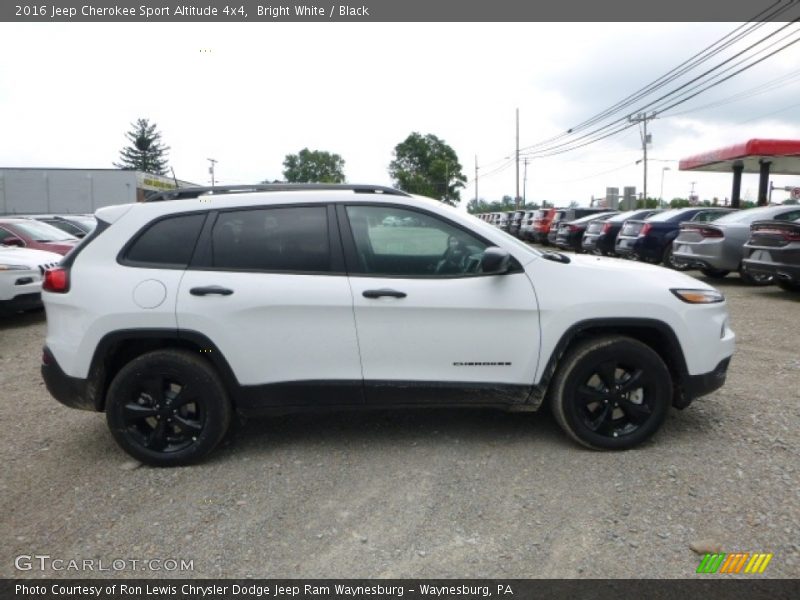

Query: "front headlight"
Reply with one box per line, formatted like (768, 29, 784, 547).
(670, 288, 725, 304)
(0, 264, 29, 271)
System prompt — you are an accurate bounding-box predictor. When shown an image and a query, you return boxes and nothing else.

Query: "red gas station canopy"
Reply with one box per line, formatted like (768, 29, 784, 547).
(679, 139, 800, 175)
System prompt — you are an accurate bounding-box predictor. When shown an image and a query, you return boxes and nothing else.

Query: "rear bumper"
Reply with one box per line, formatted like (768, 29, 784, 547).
(41, 346, 99, 411)
(742, 258, 800, 283)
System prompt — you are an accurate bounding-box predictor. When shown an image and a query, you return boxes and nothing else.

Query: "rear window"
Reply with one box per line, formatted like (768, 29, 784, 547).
(713, 206, 800, 224)
(124, 213, 206, 268)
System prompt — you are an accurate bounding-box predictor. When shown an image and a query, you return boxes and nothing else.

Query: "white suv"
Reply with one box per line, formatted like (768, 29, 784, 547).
(41, 184, 735, 466)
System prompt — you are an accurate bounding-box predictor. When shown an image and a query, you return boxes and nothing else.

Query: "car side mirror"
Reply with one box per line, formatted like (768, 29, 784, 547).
(481, 247, 511, 274)
(1, 237, 24, 247)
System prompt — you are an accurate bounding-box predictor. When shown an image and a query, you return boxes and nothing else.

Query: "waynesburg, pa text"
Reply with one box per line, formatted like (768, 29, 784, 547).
(15, 583, 512, 598)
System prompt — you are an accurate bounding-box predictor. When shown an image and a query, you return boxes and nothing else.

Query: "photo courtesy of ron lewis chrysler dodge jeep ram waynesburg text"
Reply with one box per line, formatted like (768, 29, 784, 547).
(40, 184, 735, 466)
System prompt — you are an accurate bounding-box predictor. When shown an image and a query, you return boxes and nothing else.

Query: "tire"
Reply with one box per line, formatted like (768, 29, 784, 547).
(738, 264, 773, 286)
(662, 243, 689, 271)
(105, 349, 231, 467)
(777, 280, 800, 292)
(549, 336, 672, 450)
(700, 268, 730, 279)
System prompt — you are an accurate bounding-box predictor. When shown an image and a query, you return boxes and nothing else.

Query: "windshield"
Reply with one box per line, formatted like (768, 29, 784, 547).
(8, 221, 78, 242)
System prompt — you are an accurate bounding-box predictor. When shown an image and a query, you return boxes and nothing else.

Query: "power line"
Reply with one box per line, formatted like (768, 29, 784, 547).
(518, 1, 796, 153)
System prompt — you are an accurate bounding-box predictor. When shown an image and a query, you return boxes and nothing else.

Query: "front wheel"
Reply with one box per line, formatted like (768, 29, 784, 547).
(106, 349, 232, 467)
(550, 336, 672, 450)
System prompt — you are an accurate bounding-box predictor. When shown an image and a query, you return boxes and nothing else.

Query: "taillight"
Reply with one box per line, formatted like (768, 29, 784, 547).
(756, 227, 800, 242)
(569, 225, 580, 232)
(602, 222, 612, 233)
(699, 227, 723, 238)
(684, 226, 723, 238)
(43, 267, 69, 293)
(639, 223, 652, 236)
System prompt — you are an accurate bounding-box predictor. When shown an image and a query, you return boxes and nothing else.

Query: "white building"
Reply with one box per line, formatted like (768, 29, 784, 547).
(0, 168, 199, 215)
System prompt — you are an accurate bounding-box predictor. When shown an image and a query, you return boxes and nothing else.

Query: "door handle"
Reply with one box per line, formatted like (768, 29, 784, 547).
(362, 289, 407, 299)
(190, 285, 234, 296)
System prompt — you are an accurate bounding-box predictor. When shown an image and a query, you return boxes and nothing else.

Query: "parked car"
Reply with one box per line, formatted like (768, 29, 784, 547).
(547, 207, 611, 246)
(496, 211, 512, 232)
(529, 208, 557, 243)
(508, 210, 527, 238)
(518, 210, 538, 241)
(22, 214, 97, 238)
(582, 209, 662, 255)
(41, 183, 734, 466)
(0, 246, 61, 314)
(615, 208, 736, 269)
(673, 205, 800, 284)
(741, 217, 800, 292)
(554, 212, 618, 253)
(0, 218, 80, 255)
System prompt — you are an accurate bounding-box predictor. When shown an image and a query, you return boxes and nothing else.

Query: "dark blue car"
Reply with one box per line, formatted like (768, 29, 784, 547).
(615, 207, 736, 269)
(582, 209, 663, 256)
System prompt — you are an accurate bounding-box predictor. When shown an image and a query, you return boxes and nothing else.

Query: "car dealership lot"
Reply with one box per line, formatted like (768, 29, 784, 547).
(1, 275, 798, 579)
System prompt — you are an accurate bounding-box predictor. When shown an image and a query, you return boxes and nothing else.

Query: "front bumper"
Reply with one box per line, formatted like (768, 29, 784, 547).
(41, 346, 100, 411)
(678, 357, 731, 408)
(0, 292, 42, 314)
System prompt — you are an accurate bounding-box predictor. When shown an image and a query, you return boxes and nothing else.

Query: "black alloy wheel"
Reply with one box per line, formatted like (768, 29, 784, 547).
(550, 336, 672, 450)
(106, 349, 231, 466)
(663, 243, 690, 271)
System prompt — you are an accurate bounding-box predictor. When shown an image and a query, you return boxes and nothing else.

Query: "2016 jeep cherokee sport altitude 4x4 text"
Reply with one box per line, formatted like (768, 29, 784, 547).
(41, 184, 735, 466)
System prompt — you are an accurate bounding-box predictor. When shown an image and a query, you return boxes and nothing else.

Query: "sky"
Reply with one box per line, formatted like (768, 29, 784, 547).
(1, 21, 800, 208)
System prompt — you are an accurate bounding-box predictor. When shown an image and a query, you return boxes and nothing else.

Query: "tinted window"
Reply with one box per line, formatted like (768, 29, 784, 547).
(211, 206, 330, 272)
(346, 205, 488, 277)
(776, 209, 800, 221)
(125, 213, 205, 267)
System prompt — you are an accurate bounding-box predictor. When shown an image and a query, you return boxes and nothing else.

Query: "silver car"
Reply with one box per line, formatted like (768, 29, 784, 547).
(673, 205, 800, 284)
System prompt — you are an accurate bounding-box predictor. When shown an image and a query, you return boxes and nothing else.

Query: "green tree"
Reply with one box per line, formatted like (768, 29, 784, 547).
(114, 118, 170, 175)
(388, 132, 466, 205)
(669, 197, 691, 208)
(282, 148, 346, 183)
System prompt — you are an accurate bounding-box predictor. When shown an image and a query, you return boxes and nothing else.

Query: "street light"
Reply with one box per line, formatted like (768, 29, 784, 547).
(660, 167, 671, 208)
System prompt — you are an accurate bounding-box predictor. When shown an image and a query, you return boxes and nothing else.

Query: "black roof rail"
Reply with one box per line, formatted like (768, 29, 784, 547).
(144, 183, 411, 202)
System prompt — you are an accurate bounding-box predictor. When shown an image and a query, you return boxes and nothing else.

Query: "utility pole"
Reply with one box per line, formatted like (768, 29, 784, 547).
(207, 158, 218, 186)
(523, 157, 529, 205)
(474, 155, 479, 205)
(515, 108, 520, 209)
(629, 112, 655, 201)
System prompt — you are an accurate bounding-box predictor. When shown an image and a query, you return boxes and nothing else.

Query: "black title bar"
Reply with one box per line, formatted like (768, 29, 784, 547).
(3, 0, 800, 22)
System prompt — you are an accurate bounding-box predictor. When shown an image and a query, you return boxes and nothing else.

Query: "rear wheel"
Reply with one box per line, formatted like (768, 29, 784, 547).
(550, 336, 672, 450)
(106, 349, 231, 467)
(738, 264, 773, 286)
(663, 243, 689, 271)
(700, 268, 730, 279)
(777, 280, 800, 292)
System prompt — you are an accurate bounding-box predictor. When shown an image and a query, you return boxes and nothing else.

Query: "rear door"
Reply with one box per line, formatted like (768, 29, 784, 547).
(176, 204, 363, 405)
(339, 203, 540, 406)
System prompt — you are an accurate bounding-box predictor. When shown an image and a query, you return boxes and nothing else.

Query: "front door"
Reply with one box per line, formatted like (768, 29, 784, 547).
(339, 204, 540, 406)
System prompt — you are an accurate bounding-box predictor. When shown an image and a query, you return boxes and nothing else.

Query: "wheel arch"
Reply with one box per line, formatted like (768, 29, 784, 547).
(87, 329, 240, 411)
(535, 318, 692, 409)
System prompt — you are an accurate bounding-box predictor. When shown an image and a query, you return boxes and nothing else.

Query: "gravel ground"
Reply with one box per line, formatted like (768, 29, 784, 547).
(1, 275, 798, 579)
